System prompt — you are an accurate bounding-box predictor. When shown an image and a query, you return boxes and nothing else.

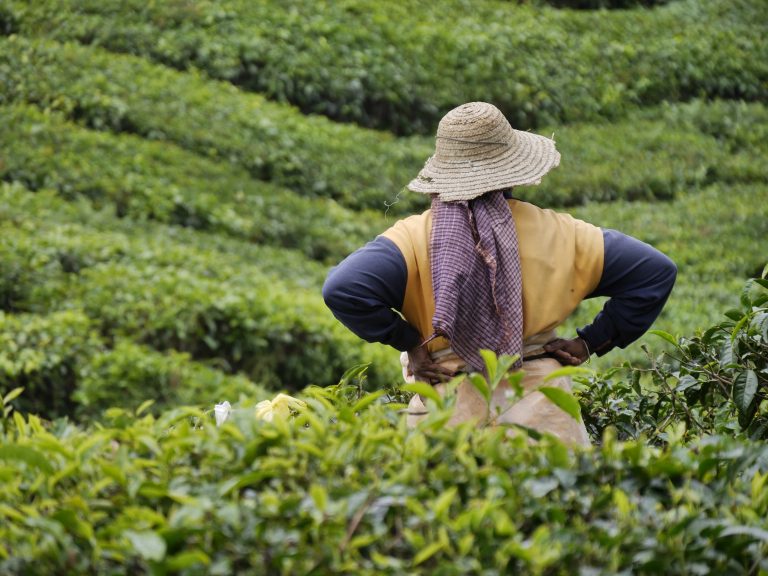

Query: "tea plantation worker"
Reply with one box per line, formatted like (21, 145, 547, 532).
(323, 101, 676, 445)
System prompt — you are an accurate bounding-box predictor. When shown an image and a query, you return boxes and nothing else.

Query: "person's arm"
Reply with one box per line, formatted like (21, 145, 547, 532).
(546, 229, 677, 363)
(323, 236, 458, 383)
(322, 236, 422, 351)
(577, 229, 677, 356)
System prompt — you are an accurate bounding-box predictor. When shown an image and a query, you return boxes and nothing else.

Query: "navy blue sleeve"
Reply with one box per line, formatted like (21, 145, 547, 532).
(322, 236, 422, 352)
(577, 229, 677, 356)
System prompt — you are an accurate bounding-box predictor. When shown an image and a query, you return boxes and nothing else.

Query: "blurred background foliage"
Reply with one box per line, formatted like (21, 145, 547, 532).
(0, 0, 766, 418)
(1, 1, 768, 573)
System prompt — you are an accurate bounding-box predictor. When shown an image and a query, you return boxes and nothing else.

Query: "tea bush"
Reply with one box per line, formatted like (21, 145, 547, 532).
(0, 3, 16, 34)
(2, 370, 768, 574)
(0, 36, 427, 214)
(3, 177, 765, 409)
(542, 0, 671, 7)
(8, 182, 340, 283)
(0, 104, 378, 262)
(580, 274, 768, 443)
(75, 340, 266, 420)
(2, 37, 766, 214)
(560, 181, 768, 369)
(0, 184, 401, 394)
(0, 184, 329, 301)
(532, 105, 767, 206)
(0, 310, 97, 418)
(0, 2, 767, 568)
(7, 0, 765, 134)
(0, 310, 265, 419)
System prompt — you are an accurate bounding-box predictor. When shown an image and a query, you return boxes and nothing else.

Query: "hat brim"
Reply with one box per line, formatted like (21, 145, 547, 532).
(406, 129, 560, 202)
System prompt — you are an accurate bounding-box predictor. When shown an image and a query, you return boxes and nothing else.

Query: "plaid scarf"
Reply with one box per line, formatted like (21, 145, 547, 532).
(429, 191, 523, 371)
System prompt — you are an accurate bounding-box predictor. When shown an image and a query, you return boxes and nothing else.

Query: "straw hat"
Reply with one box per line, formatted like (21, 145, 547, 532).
(407, 102, 560, 202)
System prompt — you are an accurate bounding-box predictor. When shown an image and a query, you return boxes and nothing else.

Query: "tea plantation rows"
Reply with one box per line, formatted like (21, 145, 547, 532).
(2, 37, 767, 216)
(0, 104, 378, 262)
(1, 0, 767, 572)
(5, 0, 767, 133)
(0, 0, 766, 427)
(0, 183, 398, 418)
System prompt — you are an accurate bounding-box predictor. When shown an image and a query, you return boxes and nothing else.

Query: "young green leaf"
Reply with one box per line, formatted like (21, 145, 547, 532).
(413, 540, 445, 566)
(467, 373, 491, 404)
(402, 383, 443, 409)
(538, 386, 582, 422)
(310, 483, 329, 513)
(2, 387, 24, 405)
(351, 390, 386, 414)
(648, 329, 678, 347)
(339, 363, 371, 386)
(479, 349, 498, 386)
(542, 366, 593, 382)
(433, 486, 457, 519)
(135, 399, 155, 416)
(124, 530, 167, 562)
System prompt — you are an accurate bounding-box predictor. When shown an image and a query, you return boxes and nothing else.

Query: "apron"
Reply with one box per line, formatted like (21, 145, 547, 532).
(401, 331, 591, 446)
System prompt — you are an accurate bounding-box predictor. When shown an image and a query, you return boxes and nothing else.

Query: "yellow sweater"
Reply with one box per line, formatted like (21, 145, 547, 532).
(380, 199, 605, 352)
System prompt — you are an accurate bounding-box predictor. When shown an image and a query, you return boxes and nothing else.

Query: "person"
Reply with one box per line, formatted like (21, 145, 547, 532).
(323, 102, 676, 445)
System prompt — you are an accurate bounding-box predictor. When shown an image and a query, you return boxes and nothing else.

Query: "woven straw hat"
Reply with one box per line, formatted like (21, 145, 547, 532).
(407, 102, 560, 202)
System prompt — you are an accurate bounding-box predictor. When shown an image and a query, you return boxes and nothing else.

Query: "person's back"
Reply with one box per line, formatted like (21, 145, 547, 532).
(323, 102, 676, 445)
(380, 198, 605, 352)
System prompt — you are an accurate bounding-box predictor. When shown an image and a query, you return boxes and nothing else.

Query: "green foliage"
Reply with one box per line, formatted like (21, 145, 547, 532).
(3, 174, 765, 417)
(0, 1, 766, 571)
(0, 183, 401, 401)
(537, 102, 768, 206)
(1, 37, 766, 215)
(580, 278, 768, 443)
(0, 104, 379, 262)
(0, 3, 17, 34)
(541, 0, 671, 7)
(0, 182, 329, 287)
(0, 35, 428, 214)
(8, 0, 766, 134)
(2, 375, 768, 574)
(0, 310, 98, 417)
(0, 309, 266, 419)
(562, 182, 768, 369)
(75, 340, 266, 420)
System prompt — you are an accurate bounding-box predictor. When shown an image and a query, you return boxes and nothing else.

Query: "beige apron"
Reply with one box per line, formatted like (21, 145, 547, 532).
(402, 332, 591, 446)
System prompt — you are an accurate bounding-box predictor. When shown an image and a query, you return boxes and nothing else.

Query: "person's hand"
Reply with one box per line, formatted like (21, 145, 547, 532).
(407, 345, 456, 384)
(543, 337, 590, 366)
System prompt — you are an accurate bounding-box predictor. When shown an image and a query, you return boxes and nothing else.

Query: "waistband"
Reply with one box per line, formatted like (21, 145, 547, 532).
(429, 330, 560, 368)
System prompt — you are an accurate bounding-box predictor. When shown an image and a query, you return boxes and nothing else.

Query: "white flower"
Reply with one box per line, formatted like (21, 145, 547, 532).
(214, 401, 232, 426)
(254, 393, 306, 422)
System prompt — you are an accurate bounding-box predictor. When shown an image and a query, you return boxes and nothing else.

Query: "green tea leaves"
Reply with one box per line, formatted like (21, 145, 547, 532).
(539, 387, 582, 423)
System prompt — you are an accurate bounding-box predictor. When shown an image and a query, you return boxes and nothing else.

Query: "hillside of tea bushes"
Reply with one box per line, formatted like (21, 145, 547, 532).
(1, 282, 767, 573)
(6, 0, 767, 133)
(1, 0, 767, 572)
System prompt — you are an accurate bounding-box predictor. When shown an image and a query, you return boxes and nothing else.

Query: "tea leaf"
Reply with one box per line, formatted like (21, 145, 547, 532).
(539, 386, 582, 422)
(543, 366, 593, 382)
(413, 540, 444, 566)
(2, 387, 24, 405)
(0, 445, 54, 474)
(648, 329, 678, 347)
(124, 530, 167, 562)
(467, 373, 491, 404)
(351, 390, 386, 414)
(401, 383, 442, 409)
(733, 370, 758, 416)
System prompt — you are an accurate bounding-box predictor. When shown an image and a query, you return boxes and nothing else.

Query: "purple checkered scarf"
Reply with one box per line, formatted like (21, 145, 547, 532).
(429, 191, 523, 371)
